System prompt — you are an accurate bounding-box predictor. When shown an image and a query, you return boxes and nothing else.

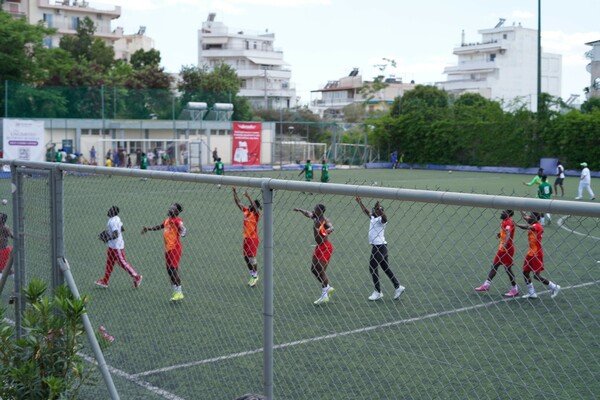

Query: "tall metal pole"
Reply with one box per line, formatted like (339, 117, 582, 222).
(4, 80, 8, 118)
(261, 181, 274, 400)
(537, 0, 542, 115)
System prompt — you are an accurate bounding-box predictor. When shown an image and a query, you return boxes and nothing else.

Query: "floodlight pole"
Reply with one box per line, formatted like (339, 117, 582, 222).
(536, 0, 542, 115)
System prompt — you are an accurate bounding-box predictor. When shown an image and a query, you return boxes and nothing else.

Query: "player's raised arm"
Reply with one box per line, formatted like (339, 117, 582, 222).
(232, 187, 244, 210)
(355, 196, 371, 217)
(141, 223, 164, 234)
(293, 208, 313, 218)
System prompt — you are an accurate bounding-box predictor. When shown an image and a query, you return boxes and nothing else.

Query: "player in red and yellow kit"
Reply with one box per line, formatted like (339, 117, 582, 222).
(475, 210, 519, 297)
(516, 212, 560, 299)
(293, 204, 334, 305)
(141, 203, 187, 301)
(233, 188, 261, 287)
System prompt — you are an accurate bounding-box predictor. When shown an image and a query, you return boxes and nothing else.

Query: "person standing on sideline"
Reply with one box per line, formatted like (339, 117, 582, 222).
(523, 168, 544, 187)
(233, 188, 261, 286)
(213, 157, 224, 176)
(105, 157, 113, 168)
(355, 197, 405, 301)
(391, 150, 399, 169)
(96, 206, 142, 289)
(575, 162, 595, 200)
(141, 203, 187, 301)
(320, 159, 330, 183)
(90, 146, 96, 164)
(298, 159, 313, 182)
(0, 213, 14, 276)
(212, 147, 219, 162)
(140, 153, 148, 170)
(516, 212, 560, 299)
(554, 160, 565, 197)
(475, 210, 519, 297)
(293, 204, 334, 305)
(538, 175, 552, 226)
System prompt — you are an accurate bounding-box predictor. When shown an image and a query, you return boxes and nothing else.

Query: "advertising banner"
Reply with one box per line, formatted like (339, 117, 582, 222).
(2, 119, 45, 162)
(232, 122, 261, 166)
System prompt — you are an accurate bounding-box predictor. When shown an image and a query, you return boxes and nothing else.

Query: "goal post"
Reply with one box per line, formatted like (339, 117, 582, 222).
(331, 143, 373, 166)
(97, 138, 208, 171)
(273, 141, 328, 165)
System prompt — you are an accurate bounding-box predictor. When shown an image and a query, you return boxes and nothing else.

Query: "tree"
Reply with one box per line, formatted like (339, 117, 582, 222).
(130, 48, 161, 69)
(580, 97, 600, 114)
(59, 17, 114, 69)
(178, 63, 252, 121)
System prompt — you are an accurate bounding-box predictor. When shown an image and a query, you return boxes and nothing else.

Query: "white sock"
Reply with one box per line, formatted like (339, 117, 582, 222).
(512, 285, 519, 291)
(527, 283, 535, 294)
(484, 279, 492, 287)
(322, 285, 330, 295)
(548, 282, 556, 289)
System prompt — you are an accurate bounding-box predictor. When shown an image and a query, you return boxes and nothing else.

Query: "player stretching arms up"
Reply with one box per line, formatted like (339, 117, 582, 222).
(475, 210, 519, 297)
(516, 212, 560, 299)
(233, 188, 262, 287)
(96, 206, 142, 289)
(355, 197, 405, 301)
(293, 204, 334, 305)
(141, 203, 187, 302)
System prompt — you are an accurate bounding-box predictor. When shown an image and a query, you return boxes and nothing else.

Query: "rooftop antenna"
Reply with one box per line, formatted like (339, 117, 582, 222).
(495, 18, 506, 28)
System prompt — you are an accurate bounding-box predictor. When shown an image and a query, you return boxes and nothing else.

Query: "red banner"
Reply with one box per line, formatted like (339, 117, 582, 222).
(232, 122, 261, 166)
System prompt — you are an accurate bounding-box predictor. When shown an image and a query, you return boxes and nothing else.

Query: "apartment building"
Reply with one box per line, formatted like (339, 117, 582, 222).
(310, 68, 415, 119)
(585, 40, 600, 99)
(113, 26, 156, 63)
(438, 20, 561, 111)
(198, 13, 296, 110)
(2, 0, 122, 48)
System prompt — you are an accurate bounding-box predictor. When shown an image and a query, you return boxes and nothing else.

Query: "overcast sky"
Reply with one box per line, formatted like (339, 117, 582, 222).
(94, 0, 598, 105)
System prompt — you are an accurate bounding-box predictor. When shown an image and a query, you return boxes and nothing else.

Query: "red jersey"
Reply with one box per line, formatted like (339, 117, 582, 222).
(526, 222, 543, 257)
(243, 207, 260, 239)
(498, 218, 515, 252)
(163, 217, 184, 251)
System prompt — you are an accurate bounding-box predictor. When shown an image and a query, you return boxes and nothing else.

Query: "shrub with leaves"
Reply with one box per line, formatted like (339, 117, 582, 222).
(0, 278, 110, 400)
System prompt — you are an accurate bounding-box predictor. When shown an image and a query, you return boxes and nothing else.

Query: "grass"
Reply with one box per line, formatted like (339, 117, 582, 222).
(1, 167, 599, 399)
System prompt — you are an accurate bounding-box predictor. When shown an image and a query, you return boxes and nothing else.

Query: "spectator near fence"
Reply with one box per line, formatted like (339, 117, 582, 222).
(575, 162, 595, 200)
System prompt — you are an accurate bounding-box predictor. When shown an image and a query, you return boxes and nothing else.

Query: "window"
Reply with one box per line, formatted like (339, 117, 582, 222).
(245, 41, 249, 50)
(43, 13, 53, 28)
(503, 34, 507, 39)
(43, 37, 53, 48)
(72, 16, 79, 30)
(253, 41, 257, 49)
(490, 53, 496, 62)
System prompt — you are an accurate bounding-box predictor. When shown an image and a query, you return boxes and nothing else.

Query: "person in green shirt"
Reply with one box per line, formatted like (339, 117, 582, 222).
(140, 153, 148, 170)
(320, 159, 329, 183)
(537, 174, 552, 225)
(213, 158, 224, 176)
(523, 168, 544, 187)
(299, 159, 313, 182)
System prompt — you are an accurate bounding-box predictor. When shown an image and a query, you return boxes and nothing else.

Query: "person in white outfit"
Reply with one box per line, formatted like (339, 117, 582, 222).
(575, 162, 595, 200)
(355, 197, 405, 301)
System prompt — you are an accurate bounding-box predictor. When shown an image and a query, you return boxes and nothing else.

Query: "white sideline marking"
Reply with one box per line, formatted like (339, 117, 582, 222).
(134, 280, 599, 378)
(557, 216, 600, 241)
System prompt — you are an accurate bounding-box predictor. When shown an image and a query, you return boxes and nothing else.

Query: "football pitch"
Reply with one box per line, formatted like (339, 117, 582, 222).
(2, 168, 599, 399)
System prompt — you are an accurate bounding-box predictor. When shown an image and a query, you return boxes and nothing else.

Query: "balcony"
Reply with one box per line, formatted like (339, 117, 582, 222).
(453, 40, 506, 55)
(38, 0, 121, 18)
(444, 61, 497, 75)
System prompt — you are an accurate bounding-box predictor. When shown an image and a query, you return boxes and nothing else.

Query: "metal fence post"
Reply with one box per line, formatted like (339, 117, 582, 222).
(10, 163, 25, 338)
(50, 166, 65, 292)
(261, 179, 274, 400)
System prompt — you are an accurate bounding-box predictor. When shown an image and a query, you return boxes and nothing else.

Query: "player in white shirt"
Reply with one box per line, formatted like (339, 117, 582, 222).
(553, 160, 565, 197)
(95, 206, 142, 288)
(575, 162, 595, 200)
(355, 197, 405, 301)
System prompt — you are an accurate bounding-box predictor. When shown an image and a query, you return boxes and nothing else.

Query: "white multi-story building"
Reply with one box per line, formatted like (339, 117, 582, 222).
(198, 13, 296, 110)
(2, 0, 122, 48)
(585, 40, 600, 99)
(113, 26, 155, 63)
(438, 20, 561, 111)
(311, 68, 415, 119)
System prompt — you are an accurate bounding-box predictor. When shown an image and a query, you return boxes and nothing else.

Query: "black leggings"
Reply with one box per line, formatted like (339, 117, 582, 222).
(370, 244, 399, 292)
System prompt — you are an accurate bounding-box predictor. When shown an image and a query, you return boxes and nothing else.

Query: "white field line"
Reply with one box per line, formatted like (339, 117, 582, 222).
(557, 215, 600, 241)
(133, 280, 598, 379)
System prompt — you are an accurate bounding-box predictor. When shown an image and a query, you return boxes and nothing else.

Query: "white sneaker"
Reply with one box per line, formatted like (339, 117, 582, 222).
(393, 286, 405, 300)
(575, 197, 582, 200)
(368, 291, 383, 301)
(523, 292, 538, 299)
(551, 285, 561, 299)
(313, 293, 329, 305)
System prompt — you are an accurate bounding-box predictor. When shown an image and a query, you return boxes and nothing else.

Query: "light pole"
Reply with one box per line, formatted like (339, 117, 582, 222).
(537, 0, 541, 115)
(288, 126, 294, 164)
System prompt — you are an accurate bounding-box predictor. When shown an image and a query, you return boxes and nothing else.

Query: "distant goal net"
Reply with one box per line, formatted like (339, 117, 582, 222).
(98, 138, 209, 171)
(273, 141, 328, 165)
(331, 143, 373, 166)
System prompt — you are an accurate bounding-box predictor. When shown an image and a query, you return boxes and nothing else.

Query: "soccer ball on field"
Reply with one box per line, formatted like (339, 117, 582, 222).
(1, 199, 7, 205)
(448, 170, 453, 174)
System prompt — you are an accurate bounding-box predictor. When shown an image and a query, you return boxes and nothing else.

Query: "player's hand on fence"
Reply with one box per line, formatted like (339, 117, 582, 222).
(141, 226, 148, 234)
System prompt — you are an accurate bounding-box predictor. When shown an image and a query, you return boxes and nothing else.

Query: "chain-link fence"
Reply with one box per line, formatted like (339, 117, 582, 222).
(1, 161, 599, 399)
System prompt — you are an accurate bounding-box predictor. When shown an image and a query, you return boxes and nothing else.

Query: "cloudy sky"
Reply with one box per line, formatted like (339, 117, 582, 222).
(93, 0, 598, 105)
